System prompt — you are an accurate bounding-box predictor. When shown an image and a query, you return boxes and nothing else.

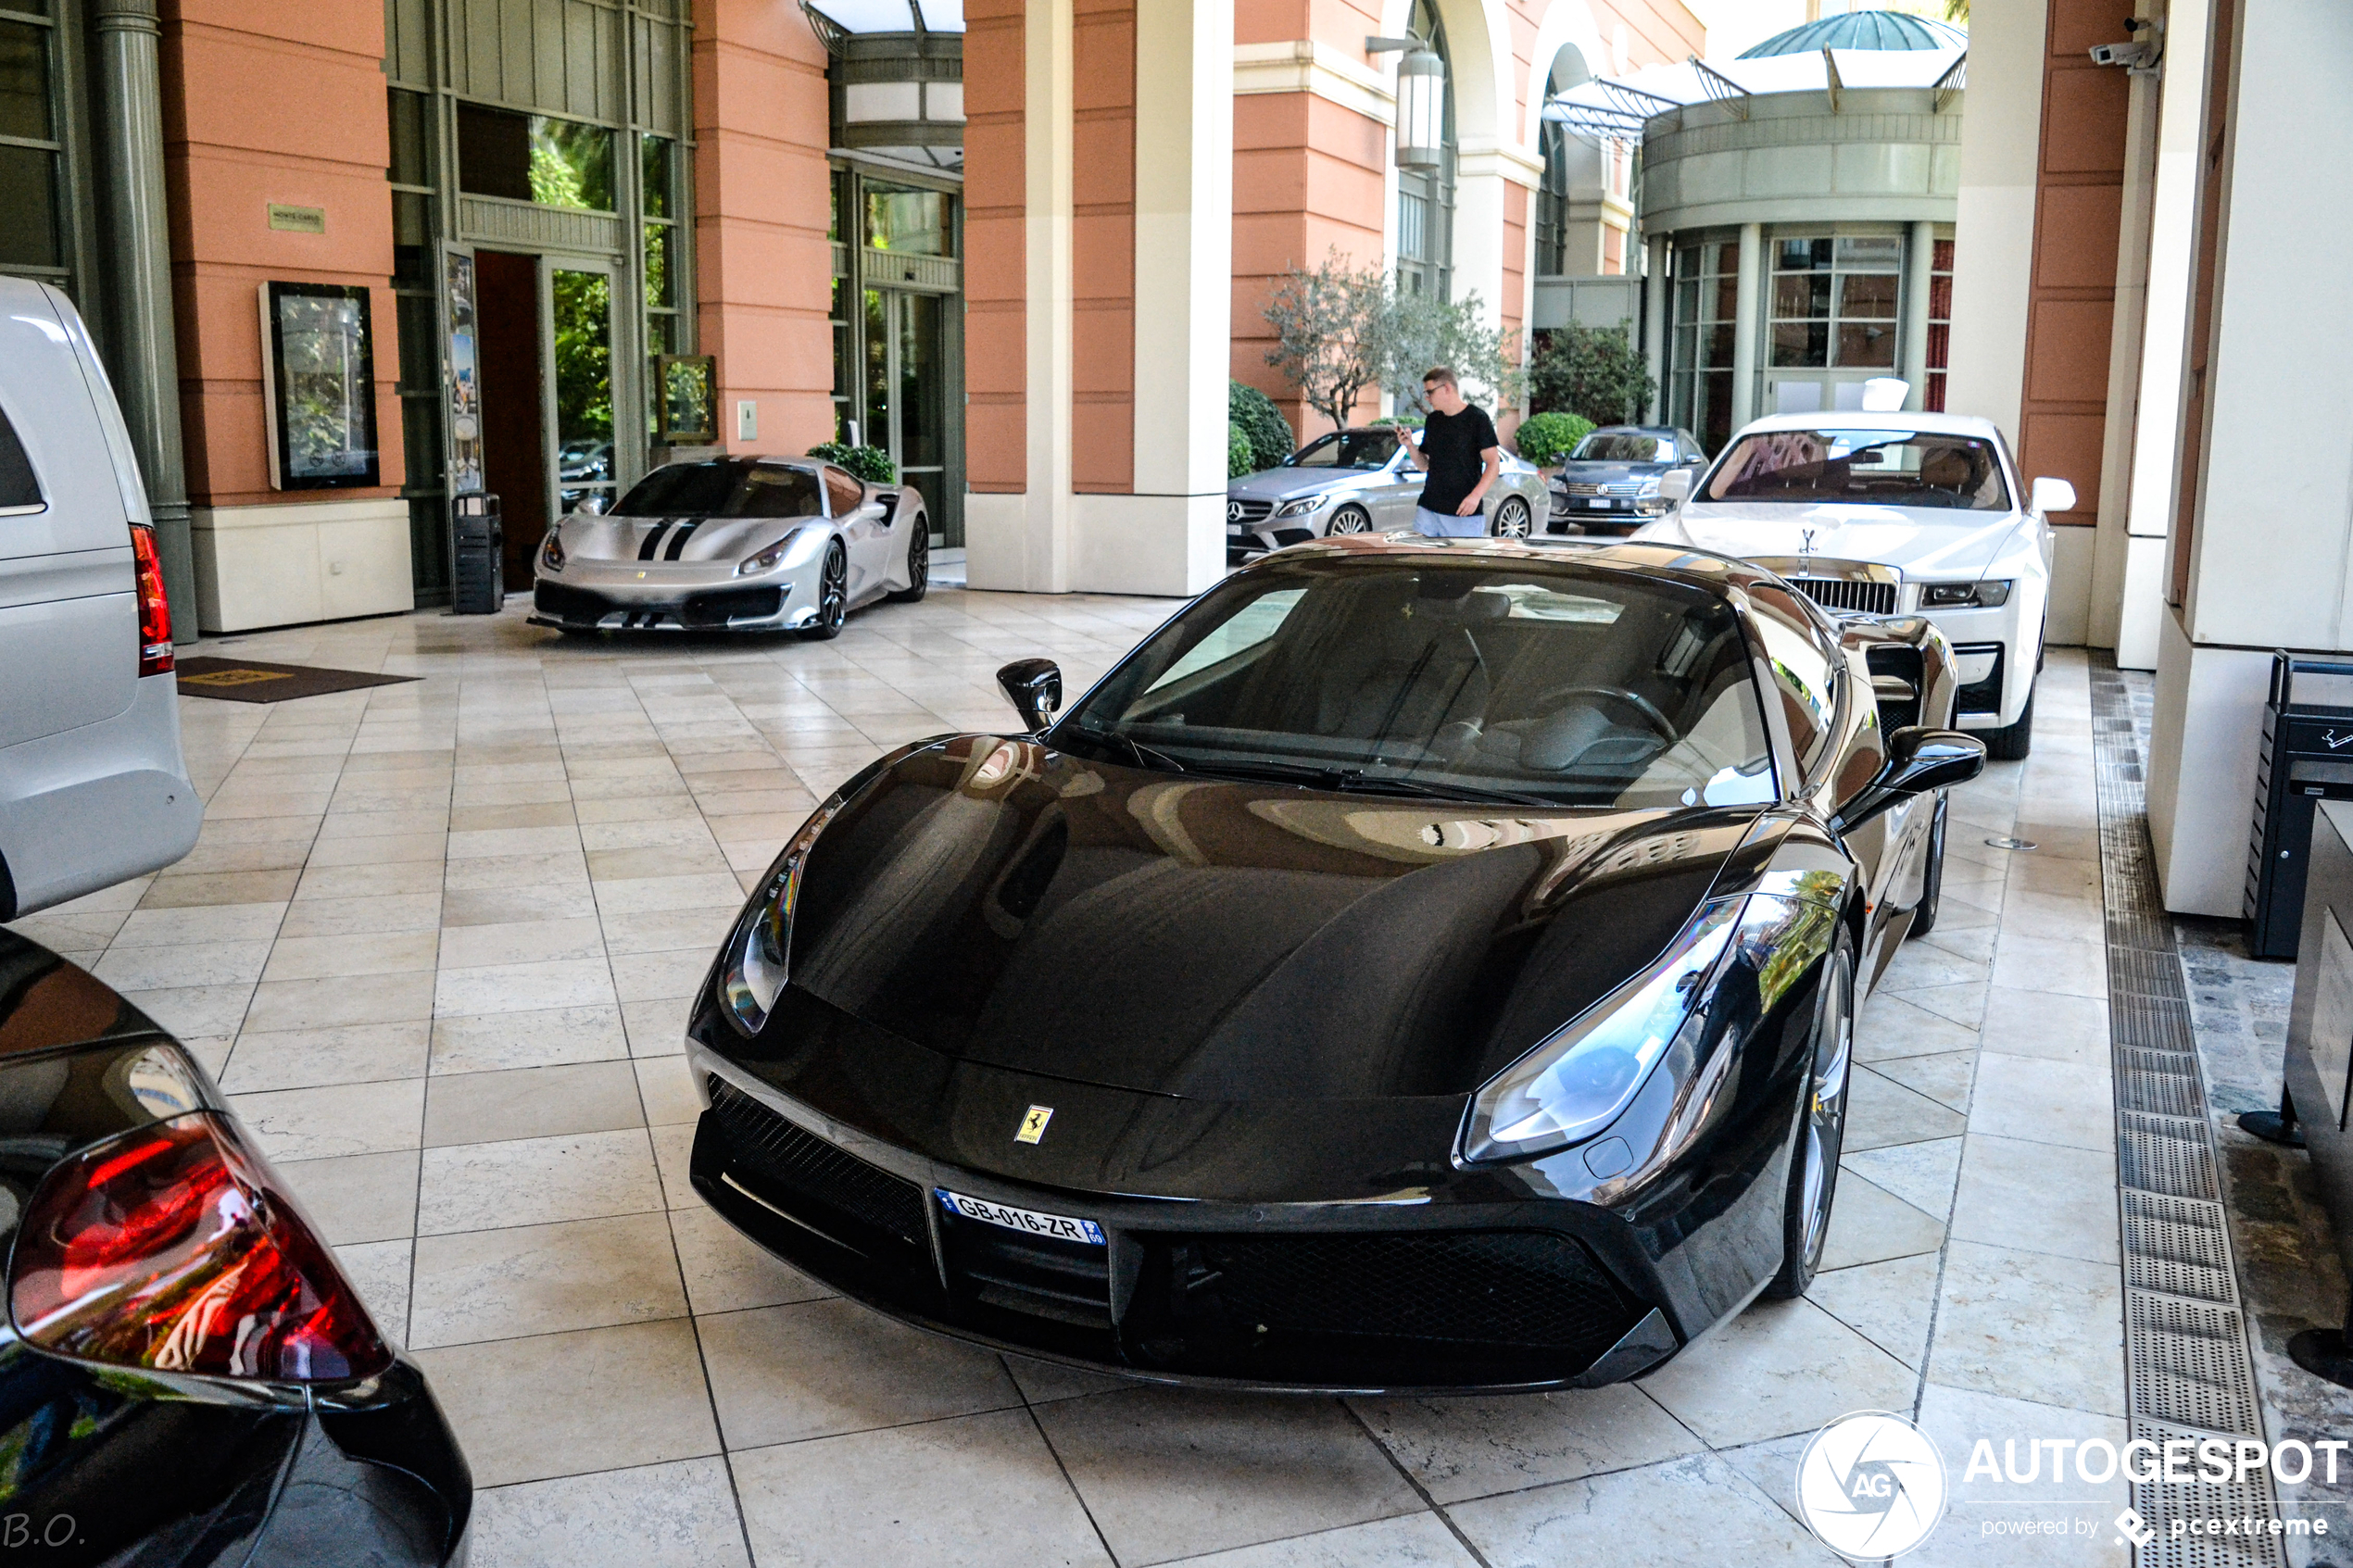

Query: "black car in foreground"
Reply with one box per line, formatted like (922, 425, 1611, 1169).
(687, 535, 1982, 1393)
(1548, 425, 1707, 535)
(0, 931, 470, 1564)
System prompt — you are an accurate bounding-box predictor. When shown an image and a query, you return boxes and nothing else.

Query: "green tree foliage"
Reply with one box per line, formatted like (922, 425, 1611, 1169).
(808, 442, 897, 483)
(1515, 411, 1596, 468)
(1529, 322, 1655, 427)
(1261, 253, 1390, 432)
(1382, 288, 1524, 418)
(1227, 382, 1296, 472)
(1227, 420, 1255, 479)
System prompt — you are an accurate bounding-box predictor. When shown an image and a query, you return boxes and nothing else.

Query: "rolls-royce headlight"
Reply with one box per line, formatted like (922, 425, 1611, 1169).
(718, 797, 844, 1035)
(1458, 892, 1836, 1165)
(1272, 495, 1328, 519)
(1919, 580, 2012, 608)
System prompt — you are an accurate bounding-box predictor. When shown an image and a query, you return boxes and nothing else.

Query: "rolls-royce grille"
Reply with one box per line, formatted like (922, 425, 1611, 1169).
(1164, 1230, 1635, 1354)
(1790, 576, 1898, 617)
(705, 1077, 927, 1252)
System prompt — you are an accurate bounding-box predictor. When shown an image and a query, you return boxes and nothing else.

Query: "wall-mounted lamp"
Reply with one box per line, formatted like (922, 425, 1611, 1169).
(1368, 34, 1446, 170)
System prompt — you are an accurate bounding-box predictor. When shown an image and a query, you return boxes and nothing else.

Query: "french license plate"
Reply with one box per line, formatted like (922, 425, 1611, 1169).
(1587, 496, 1616, 508)
(937, 1188, 1106, 1245)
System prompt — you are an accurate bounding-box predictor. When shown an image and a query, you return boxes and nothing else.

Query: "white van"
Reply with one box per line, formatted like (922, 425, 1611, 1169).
(0, 277, 201, 919)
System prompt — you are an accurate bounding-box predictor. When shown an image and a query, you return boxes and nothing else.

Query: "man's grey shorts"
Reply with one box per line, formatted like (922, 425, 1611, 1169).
(1414, 506, 1488, 538)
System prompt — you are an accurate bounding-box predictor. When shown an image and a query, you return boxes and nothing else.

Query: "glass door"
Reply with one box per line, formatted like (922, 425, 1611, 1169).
(863, 287, 948, 544)
(545, 259, 616, 517)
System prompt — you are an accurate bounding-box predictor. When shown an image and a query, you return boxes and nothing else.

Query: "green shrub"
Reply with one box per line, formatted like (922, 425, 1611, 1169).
(1529, 323, 1654, 427)
(806, 442, 896, 483)
(1227, 420, 1254, 480)
(1515, 411, 1595, 468)
(1227, 382, 1295, 471)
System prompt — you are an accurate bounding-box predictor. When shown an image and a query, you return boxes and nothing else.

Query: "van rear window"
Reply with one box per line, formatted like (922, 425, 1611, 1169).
(0, 407, 38, 510)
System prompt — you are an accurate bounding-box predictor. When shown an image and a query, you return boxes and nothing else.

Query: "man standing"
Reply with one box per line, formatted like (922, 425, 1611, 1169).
(1403, 366, 1502, 538)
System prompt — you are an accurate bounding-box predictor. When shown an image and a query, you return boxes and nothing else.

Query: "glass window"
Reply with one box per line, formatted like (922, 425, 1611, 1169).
(457, 103, 614, 211)
(616, 459, 824, 519)
(1571, 433, 1676, 463)
(1703, 428, 2011, 512)
(641, 133, 672, 220)
(1395, 0, 1455, 298)
(1744, 584, 1836, 776)
(822, 466, 863, 516)
(0, 401, 44, 509)
(1, 17, 52, 141)
(1287, 431, 1400, 470)
(1925, 235, 1954, 412)
(1667, 239, 1738, 453)
(1769, 231, 1903, 371)
(1061, 557, 1775, 810)
(0, 13, 61, 277)
(865, 184, 950, 256)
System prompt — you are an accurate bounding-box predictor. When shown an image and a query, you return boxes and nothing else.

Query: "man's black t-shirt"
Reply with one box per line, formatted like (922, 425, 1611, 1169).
(1416, 403, 1499, 516)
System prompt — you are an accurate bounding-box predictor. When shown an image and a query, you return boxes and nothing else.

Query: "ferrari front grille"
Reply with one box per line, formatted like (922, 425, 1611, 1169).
(1166, 1230, 1635, 1354)
(950, 1225, 1113, 1330)
(682, 585, 783, 628)
(1789, 576, 1898, 617)
(533, 582, 611, 624)
(705, 1077, 927, 1253)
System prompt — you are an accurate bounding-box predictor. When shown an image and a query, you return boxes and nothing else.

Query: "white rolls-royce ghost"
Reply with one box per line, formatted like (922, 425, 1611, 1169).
(1637, 411, 2070, 759)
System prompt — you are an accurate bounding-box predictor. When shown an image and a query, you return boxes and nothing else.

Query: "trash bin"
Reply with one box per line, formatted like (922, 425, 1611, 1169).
(452, 493, 503, 615)
(2246, 652, 2353, 958)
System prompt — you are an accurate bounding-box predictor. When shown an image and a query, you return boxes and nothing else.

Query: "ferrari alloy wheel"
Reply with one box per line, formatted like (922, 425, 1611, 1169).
(1491, 497, 1533, 538)
(801, 541, 849, 641)
(1768, 935, 1855, 1299)
(887, 524, 929, 603)
(1907, 794, 1948, 939)
(1328, 505, 1372, 535)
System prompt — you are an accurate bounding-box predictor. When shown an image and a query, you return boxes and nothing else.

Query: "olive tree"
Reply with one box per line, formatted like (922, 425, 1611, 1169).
(1381, 288, 1525, 418)
(1261, 253, 1390, 432)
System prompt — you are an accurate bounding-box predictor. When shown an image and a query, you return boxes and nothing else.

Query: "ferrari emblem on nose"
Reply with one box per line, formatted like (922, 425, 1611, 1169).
(1015, 1105, 1053, 1145)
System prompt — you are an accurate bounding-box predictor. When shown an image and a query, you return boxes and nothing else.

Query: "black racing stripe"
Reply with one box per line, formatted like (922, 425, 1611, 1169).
(662, 517, 703, 561)
(638, 521, 673, 561)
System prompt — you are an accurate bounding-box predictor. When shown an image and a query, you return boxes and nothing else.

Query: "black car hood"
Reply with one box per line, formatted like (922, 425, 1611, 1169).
(783, 736, 1758, 1102)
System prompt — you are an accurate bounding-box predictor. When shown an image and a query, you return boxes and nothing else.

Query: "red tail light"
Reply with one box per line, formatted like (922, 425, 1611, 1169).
(10, 1114, 390, 1384)
(131, 523, 172, 676)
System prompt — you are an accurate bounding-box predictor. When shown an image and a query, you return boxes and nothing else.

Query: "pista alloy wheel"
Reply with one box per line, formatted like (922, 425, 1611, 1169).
(1491, 497, 1533, 538)
(801, 541, 849, 641)
(887, 524, 929, 603)
(1768, 935, 1855, 1298)
(1327, 505, 1372, 535)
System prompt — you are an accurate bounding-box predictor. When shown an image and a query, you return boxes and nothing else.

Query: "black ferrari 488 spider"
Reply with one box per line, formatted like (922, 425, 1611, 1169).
(686, 534, 1984, 1393)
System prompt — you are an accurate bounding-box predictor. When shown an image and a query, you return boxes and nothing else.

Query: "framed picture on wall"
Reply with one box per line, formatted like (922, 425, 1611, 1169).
(258, 281, 381, 490)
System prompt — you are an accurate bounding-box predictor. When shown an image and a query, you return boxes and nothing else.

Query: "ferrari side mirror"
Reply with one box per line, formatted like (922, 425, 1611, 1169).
(1831, 726, 1985, 835)
(997, 659, 1063, 734)
(1657, 470, 1693, 506)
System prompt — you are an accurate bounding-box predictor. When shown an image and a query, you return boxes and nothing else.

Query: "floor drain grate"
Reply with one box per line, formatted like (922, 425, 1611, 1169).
(2092, 657, 2286, 1567)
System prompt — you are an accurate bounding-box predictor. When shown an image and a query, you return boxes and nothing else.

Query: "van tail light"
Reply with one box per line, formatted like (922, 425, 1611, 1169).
(131, 524, 173, 676)
(9, 1113, 390, 1385)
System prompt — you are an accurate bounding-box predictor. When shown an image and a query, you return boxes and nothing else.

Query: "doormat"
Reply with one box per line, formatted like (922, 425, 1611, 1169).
(174, 657, 420, 704)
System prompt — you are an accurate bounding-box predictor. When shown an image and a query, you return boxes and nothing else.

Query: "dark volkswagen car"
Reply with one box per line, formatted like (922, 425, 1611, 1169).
(1549, 425, 1707, 535)
(0, 931, 470, 1564)
(685, 535, 1981, 1393)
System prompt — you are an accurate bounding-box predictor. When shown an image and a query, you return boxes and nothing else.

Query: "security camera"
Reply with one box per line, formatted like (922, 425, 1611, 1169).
(2088, 39, 2158, 67)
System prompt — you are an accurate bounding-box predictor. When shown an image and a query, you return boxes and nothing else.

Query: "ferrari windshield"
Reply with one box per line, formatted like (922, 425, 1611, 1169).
(613, 459, 824, 519)
(1058, 557, 1777, 809)
(1701, 429, 2010, 511)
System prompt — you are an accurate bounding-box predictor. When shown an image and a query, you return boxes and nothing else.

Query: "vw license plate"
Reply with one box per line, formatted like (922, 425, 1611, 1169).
(1587, 496, 1615, 508)
(937, 1188, 1106, 1245)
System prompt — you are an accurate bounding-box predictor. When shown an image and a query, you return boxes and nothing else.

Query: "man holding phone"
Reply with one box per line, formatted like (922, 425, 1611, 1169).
(1403, 366, 1502, 538)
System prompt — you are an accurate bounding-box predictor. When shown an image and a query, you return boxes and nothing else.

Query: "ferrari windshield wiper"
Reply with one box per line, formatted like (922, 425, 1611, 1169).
(1076, 729, 1188, 774)
(1188, 759, 1553, 809)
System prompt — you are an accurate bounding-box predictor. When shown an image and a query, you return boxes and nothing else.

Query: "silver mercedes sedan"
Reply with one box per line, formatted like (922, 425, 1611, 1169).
(1226, 427, 1551, 561)
(528, 457, 927, 639)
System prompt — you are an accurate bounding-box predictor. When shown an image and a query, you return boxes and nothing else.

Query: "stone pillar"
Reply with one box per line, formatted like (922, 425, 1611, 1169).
(1730, 221, 1762, 431)
(91, 0, 195, 639)
(1900, 220, 1935, 411)
(1642, 233, 1669, 421)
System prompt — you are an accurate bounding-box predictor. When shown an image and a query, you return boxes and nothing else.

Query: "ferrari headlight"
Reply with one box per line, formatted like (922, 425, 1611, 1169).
(736, 527, 807, 578)
(1919, 580, 2012, 609)
(718, 797, 844, 1035)
(1272, 495, 1328, 519)
(1458, 892, 1838, 1166)
(539, 532, 565, 572)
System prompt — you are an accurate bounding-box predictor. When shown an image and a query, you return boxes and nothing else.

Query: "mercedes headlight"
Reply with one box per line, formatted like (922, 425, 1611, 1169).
(718, 797, 844, 1035)
(1457, 893, 1835, 1165)
(1272, 495, 1329, 519)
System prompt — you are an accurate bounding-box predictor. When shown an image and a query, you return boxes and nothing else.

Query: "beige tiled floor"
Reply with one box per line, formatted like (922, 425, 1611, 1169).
(8, 593, 2128, 1567)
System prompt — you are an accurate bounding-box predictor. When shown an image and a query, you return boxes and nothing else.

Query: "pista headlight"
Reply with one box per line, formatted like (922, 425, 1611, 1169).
(718, 797, 843, 1035)
(539, 532, 565, 571)
(1457, 892, 1838, 1166)
(737, 527, 807, 578)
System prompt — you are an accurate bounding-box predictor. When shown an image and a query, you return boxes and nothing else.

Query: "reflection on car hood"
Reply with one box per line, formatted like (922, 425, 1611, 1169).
(560, 513, 814, 566)
(1638, 502, 2025, 581)
(1226, 468, 1385, 504)
(782, 735, 1760, 1101)
(1556, 461, 1672, 484)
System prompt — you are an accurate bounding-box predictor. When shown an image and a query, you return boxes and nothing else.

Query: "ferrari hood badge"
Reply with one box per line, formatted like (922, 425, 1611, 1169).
(1015, 1105, 1053, 1145)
